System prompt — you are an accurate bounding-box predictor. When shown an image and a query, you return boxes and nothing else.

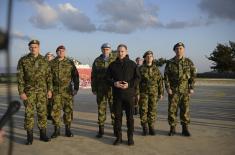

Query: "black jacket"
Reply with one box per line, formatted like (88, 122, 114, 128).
(106, 55, 140, 97)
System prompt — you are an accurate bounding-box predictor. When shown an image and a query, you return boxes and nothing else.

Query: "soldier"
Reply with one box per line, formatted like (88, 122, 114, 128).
(17, 40, 51, 145)
(45, 52, 55, 61)
(50, 45, 79, 138)
(164, 42, 196, 137)
(106, 44, 140, 146)
(45, 52, 54, 120)
(91, 43, 115, 138)
(139, 51, 164, 136)
(134, 57, 143, 115)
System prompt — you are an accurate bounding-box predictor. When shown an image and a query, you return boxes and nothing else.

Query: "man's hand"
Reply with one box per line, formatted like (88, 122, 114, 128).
(167, 88, 172, 95)
(92, 92, 97, 95)
(114, 81, 128, 89)
(47, 90, 52, 99)
(20, 93, 27, 100)
(0, 129, 5, 144)
(159, 95, 163, 100)
(121, 81, 128, 89)
(114, 81, 122, 88)
(189, 89, 194, 95)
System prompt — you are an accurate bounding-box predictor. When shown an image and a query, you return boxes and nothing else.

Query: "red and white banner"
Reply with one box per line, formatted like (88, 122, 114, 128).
(76, 65, 91, 89)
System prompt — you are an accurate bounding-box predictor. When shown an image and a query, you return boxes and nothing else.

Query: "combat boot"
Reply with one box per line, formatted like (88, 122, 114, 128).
(40, 128, 50, 142)
(149, 125, 155, 136)
(182, 124, 191, 137)
(26, 130, 33, 145)
(51, 126, 60, 138)
(113, 133, 122, 145)
(96, 125, 104, 138)
(142, 123, 148, 136)
(127, 133, 134, 146)
(65, 124, 74, 137)
(168, 126, 176, 136)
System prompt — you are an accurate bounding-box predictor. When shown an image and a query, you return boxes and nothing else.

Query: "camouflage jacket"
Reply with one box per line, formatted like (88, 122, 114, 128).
(91, 54, 115, 93)
(50, 57, 79, 94)
(17, 53, 52, 95)
(138, 63, 164, 96)
(164, 57, 196, 94)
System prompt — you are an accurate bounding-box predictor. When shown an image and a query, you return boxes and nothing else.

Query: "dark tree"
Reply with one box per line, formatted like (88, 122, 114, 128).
(207, 41, 235, 72)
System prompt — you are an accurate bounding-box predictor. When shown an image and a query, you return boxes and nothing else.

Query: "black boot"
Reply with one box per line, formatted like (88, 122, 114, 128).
(182, 124, 191, 137)
(142, 123, 148, 136)
(168, 126, 176, 136)
(149, 125, 155, 135)
(26, 130, 33, 145)
(40, 128, 50, 142)
(96, 125, 104, 138)
(65, 125, 74, 137)
(51, 126, 60, 138)
(113, 133, 122, 145)
(127, 134, 134, 146)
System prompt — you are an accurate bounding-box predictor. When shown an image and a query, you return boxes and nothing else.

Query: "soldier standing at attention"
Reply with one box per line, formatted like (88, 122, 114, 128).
(91, 43, 116, 138)
(164, 42, 196, 137)
(17, 40, 52, 145)
(50, 45, 79, 138)
(139, 51, 164, 136)
(106, 44, 140, 146)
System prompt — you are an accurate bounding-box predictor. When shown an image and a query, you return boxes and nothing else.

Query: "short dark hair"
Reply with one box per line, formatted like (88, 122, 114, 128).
(117, 44, 127, 50)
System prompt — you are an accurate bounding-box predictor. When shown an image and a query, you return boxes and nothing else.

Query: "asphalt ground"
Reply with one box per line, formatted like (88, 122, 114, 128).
(0, 84, 235, 155)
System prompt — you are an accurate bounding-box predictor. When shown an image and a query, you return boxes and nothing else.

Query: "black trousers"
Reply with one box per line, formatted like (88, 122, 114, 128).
(113, 94, 134, 138)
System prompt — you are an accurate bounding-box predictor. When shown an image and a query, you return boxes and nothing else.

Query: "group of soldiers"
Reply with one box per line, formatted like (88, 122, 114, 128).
(91, 42, 196, 145)
(17, 40, 79, 145)
(17, 39, 196, 146)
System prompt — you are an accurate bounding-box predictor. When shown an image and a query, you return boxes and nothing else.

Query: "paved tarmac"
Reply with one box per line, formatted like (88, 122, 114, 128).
(0, 85, 235, 155)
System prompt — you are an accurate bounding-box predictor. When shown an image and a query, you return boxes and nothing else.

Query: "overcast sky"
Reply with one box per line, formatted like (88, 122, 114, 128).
(0, 0, 235, 73)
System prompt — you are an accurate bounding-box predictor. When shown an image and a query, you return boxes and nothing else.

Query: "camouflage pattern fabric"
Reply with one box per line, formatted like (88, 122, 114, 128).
(91, 54, 115, 125)
(164, 57, 196, 126)
(50, 57, 79, 127)
(138, 63, 164, 126)
(17, 53, 52, 130)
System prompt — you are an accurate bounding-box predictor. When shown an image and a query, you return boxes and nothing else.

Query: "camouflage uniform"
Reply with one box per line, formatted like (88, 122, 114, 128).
(91, 54, 115, 126)
(50, 57, 79, 127)
(139, 63, 164, 127)
(164, 57, 196, 126)
(17, 53, 52, 130)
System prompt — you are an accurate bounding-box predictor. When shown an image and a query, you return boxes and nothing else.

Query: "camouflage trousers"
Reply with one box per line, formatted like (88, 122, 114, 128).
(139, 93, 158, 127)
(168, 93, 190, 126)
(23, 92, 47, 130)
(96, 92, 114, 126)
(51, 93, 73, 127)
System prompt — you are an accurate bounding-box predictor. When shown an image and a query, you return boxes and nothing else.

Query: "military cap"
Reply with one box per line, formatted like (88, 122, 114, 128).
(28, 40, 40, 46)
(101, 43, 111, 49)
(173, 42, 185, 50)
(56, 45, 66, 52)
(143, 50, 153, 58)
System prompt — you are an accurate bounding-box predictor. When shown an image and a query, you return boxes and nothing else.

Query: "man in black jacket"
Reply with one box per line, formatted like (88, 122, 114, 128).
(106, 44, 140, 146)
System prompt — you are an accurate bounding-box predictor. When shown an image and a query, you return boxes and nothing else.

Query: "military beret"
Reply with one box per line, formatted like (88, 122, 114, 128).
(101, 43, 111, 49)
(143, 50, 153, 58)
(173, 42, 185, 50)
(28, 40, 40, 46)
(56, 45, 66, 52)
